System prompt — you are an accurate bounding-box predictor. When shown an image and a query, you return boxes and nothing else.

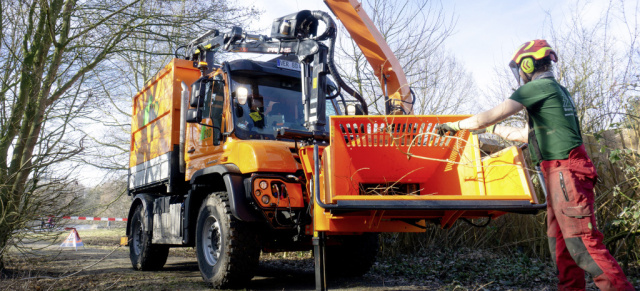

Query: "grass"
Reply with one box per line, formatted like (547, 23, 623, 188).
(78, 228, 126, 238)
(371, 247, 556, 290)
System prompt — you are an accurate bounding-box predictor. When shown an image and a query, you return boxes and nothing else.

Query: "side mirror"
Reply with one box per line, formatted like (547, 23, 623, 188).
(186, 108, 202, 123)
(190, 77, 209, 107)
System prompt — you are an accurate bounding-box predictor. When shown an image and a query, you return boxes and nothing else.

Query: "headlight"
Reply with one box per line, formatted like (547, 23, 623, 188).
(236, 87, 248, 105)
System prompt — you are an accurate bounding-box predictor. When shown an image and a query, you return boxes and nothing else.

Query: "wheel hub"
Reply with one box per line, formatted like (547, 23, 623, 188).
(132, 220, 143, 255)
(202, 216, 221, 266)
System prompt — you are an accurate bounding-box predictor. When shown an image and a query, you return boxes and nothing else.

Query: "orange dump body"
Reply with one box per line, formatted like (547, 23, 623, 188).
(300, 115, 539, 233)
(129, 59, 201, 190)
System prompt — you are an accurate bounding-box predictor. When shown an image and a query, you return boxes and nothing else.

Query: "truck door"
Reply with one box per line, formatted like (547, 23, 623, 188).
(185, 76, 226, 177)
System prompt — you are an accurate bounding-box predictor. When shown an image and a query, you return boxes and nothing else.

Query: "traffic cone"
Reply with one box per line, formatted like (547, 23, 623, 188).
(60, 228, 84, 250)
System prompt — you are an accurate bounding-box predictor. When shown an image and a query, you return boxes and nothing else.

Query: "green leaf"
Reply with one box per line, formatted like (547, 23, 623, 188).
(594, 131, 603, 140)
(609, 150, 621, 163)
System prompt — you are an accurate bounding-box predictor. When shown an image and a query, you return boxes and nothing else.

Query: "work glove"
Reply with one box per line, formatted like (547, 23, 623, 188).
(436, 121, 460, 136)
(471, 124, 496, 135)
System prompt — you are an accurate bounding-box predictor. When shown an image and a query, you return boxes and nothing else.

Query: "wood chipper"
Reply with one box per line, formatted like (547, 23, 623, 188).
(124, 0, 546, 290)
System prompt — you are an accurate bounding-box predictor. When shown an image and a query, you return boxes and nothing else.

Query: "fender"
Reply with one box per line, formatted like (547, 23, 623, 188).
(182, 164, 260, 245)
(186, 163, 260, 230)
(126, 193, 156, 237)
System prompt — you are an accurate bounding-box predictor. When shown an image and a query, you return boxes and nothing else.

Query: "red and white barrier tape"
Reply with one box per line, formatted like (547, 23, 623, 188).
(61, 216, 127, 222)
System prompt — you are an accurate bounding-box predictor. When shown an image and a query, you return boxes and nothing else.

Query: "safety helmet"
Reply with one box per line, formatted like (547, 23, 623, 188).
(508, 39, 558, 85)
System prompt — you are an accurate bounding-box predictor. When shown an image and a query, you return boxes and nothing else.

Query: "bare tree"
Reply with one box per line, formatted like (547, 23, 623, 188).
(334, 0, 476, 115)
(79, 179, 128, 220)
(545, 1, 638, 133)
(0, 0, 258, 270)
(80, 1, 260, 181)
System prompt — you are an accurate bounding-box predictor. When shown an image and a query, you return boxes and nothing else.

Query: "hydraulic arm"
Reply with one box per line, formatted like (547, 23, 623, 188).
(324, 0, 413, 114)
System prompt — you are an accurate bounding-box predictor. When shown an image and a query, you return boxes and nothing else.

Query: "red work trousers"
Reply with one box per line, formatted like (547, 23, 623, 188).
(541, 145, 634, 291)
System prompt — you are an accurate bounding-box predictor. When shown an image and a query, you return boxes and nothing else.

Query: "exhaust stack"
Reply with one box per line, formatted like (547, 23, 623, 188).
(179, 81, 189, 173)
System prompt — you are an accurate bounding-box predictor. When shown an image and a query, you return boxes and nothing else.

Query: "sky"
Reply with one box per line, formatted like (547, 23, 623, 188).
(239, 0, 621, 93)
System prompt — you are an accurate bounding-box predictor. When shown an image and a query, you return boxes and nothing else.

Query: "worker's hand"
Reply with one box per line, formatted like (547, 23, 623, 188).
(471, 124, 496, 135)
(436, 121, 460, 136)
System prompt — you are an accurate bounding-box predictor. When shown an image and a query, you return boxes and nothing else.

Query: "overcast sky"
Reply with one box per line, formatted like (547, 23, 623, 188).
(239, 0, 627, 93)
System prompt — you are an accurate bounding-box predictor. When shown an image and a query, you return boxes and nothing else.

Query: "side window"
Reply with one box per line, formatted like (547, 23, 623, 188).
(202, 80, 213, 118)
(210, 80, 225, 140)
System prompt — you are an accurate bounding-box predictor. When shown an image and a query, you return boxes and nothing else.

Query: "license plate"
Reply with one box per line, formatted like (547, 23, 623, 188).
(277, 59, 301, 71)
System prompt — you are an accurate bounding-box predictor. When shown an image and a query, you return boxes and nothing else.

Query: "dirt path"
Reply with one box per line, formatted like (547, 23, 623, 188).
(1, 229, 433, 291)
(2, 244, 431, 290)
(3, 228, 635, 290)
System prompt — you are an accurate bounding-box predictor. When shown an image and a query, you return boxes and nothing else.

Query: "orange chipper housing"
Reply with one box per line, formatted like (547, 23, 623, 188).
(300, 115, 540, 232)
(297, 1, 543, 234)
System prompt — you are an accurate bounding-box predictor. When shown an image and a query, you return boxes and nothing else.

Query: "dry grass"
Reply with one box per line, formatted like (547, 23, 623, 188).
(1, 227, 639, 290)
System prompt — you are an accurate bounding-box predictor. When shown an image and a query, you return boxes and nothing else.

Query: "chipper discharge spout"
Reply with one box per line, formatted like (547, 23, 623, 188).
(300, 115, 545, 232)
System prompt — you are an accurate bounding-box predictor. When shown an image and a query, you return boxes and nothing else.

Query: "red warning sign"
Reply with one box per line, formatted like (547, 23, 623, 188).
(60, 228, 84, 250)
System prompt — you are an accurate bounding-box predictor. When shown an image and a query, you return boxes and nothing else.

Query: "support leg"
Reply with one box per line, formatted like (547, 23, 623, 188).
(313, 231, 326, 291)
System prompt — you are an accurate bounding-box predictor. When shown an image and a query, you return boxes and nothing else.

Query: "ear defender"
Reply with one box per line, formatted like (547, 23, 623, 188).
(520, 57, 535, 74)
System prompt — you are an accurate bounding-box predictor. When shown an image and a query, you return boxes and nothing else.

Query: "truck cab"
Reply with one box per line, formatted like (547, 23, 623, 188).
(127, 56, 361, 289)
(185, 57, 341, 229)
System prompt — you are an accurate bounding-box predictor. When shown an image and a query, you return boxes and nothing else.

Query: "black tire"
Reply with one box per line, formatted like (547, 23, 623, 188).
(196, 192, 260, 288)
(325, 233, 379, 277)
(129, 204, 169, 271)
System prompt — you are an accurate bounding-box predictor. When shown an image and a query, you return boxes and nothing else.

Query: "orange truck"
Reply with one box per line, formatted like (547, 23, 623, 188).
(126, 1, 545, 289)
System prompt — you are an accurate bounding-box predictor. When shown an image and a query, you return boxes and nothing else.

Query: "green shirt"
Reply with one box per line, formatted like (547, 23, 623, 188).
(509, 77, 583, 165)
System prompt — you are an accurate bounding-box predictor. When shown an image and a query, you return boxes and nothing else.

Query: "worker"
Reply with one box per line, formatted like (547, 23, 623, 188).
(436, 39, 634, 291)
(265, 101, 287, 127)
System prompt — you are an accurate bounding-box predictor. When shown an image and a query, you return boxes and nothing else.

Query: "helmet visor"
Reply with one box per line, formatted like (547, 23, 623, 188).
(508, 60, 521, 86)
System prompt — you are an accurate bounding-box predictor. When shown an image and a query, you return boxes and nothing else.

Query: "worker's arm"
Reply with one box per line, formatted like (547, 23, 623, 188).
(458, 99, 523, 130)
(458, 99, 529, 143)
(493, 124, 529, 143)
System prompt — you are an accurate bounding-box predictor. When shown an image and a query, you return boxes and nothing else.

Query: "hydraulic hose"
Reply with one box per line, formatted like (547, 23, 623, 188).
(174, 45, 187, 59)
(311, 10, 369, 114)
(310, 11, 336, 41)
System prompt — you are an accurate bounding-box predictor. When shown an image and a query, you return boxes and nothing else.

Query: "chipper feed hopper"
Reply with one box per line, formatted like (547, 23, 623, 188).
(301, 115, 540, 232)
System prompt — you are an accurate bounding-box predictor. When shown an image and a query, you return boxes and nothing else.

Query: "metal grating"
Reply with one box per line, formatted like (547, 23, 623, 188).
(337, 122, 453, 148)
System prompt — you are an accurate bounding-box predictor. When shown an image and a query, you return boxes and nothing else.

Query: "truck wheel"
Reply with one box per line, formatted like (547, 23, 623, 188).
(196, 192, 260, 288)
(325, 233, 379, 277)
(129, 204, 169, 270)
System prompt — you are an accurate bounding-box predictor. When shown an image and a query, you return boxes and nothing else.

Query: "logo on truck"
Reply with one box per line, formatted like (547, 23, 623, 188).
(143, 93, 159, 125)
(200, 126, 212, 141)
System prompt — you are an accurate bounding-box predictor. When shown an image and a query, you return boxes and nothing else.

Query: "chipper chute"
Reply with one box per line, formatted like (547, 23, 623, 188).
(300, 115, 545, 232)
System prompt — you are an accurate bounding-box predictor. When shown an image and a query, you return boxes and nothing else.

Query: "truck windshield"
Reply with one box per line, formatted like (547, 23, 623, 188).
(232, 74, 307, 140)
